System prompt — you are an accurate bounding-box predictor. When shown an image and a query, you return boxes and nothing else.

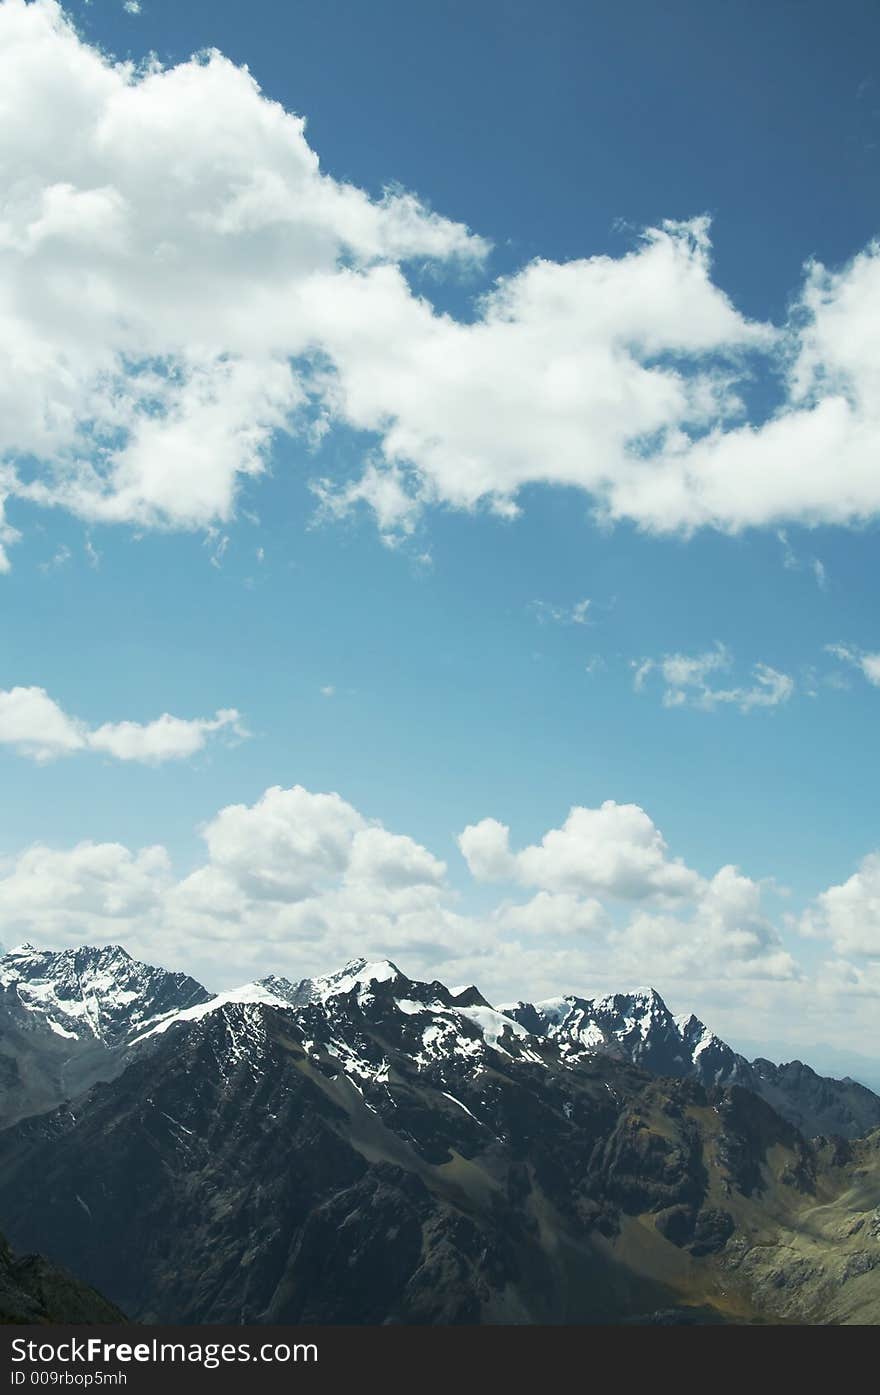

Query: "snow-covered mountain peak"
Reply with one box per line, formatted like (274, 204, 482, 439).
(316, 957, 402, 997)
(263, 957, 406, 1009)
(596, 987, 672, 1021)
(0, 942, 211, 1048)
(133, 961, 746, 1098)
(0, 946, 714, 1081)
(127, 958, 428, 1051)
(4, 945, 879, 1147)
(503, 983, 751, 1085)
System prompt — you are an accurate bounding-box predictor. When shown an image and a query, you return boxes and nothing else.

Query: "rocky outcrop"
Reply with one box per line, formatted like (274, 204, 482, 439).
(0, 1231, 124, 1323)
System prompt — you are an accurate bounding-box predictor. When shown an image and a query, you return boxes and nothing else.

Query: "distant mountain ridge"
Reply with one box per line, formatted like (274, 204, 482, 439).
(501, 988, 749, 1082)
(502, 988, 880, 1141)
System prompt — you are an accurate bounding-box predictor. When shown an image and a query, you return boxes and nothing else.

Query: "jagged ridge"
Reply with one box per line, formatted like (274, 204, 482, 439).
(2, 946, 879, 1144)
(1, 963, 879, 1325)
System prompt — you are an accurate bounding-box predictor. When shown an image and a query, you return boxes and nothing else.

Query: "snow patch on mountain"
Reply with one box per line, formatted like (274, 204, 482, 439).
(7, 943, 879, 1148)
(0, 943, 211, 1048)
(131, 980, 294, 1043)
(502, 985, 747, 1084)
(130, 958, 408, 1043)
(297, 957, 402, 1003)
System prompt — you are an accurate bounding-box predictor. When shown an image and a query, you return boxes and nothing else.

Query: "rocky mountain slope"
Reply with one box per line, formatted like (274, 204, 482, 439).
(0, 943, 210, 1047)
(0, 1228, 124, 1324)
(4, 944, 877, 1143)
(0, 957, 878, 1325)
(503, 988, 880, 1140)
(0, 943, 211, 1127)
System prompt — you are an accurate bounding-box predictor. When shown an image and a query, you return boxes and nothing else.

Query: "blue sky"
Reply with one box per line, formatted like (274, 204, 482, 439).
(2, 0, 880, 1071)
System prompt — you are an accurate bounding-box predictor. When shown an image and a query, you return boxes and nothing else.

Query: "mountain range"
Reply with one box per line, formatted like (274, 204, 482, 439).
(1, 943, 879, 1324)
(3, 941, 878, 1141)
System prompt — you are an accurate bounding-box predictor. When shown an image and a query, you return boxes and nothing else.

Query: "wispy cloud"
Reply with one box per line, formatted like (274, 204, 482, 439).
(530, 598, 592, 626)
(826, 643, 880, 686)
(777, 530, 829, 590)
(38, 545, 71, 575)
(633, 643, 794, 714)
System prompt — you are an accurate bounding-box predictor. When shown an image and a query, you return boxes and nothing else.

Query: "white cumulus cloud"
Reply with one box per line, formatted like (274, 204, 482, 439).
(458, 801, 702, 902)
(0, 686, 246, 763)
(800, 851, 880, 958)
(0, 783, 868, 1037)
(0, 841, 171, 931)
(0, 0, 485, 566)
(615, 865, 797, 983)
(0, 783, 467, 982)
(4, 4, 880, 565)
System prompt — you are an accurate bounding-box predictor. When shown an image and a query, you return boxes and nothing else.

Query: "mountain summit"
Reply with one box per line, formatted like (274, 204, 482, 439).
(503, 988, 880, 1139)
(2, 943, 878, 1142)
(0, 942, 210, 1048)
(0, 942, 211, 1126)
